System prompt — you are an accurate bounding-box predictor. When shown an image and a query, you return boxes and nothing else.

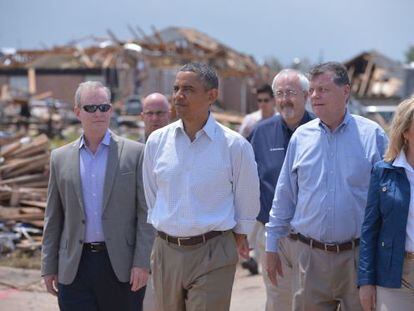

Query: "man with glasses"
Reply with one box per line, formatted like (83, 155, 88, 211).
(141, 93, 170, 142)
(41, 81, 154, 311)
(239, 84, 276, 138)
(266, 62, 388, 310)
(249, 69, 314, 310)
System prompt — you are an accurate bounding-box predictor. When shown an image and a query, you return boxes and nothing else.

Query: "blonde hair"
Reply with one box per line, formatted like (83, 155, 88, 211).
(384, 97, 414, 162)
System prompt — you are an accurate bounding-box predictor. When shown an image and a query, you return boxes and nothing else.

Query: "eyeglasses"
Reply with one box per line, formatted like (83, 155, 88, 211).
(275, 90, 298, 98)
(142, 111, 168, 117)
(82, 104, 112, 113)
(257, 98, 271, 103)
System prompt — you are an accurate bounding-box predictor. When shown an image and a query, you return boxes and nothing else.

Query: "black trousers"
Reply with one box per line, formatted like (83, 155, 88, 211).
(58, 247, 146, 311)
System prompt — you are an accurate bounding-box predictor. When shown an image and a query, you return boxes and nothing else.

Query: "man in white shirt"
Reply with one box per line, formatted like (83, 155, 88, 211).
(143, 62, 260, 311)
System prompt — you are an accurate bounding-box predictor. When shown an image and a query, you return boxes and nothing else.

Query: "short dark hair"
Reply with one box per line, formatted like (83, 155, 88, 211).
(309, 62, 350, 86)
(256, 84, 274, 98)
(178, 62, 219, 90)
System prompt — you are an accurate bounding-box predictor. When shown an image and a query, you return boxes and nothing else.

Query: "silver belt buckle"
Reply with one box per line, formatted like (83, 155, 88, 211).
(90, 242, 101, 252)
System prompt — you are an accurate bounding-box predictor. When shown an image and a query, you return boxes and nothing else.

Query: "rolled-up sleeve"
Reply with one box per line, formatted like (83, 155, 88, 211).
(232, 140, 260, 234)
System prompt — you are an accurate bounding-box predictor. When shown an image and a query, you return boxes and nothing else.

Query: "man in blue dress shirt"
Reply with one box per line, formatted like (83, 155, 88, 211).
(249, 69, 314, 311)
(265, 62, 388, 310)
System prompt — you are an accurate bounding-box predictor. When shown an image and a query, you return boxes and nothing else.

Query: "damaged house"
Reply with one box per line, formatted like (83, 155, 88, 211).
(0, 27, 267, 115)
(345, 50, 414, 107)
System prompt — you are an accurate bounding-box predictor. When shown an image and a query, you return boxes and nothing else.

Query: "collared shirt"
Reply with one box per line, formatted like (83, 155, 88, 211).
(143, 113, 260, 237)
(249, 111, 315, 224)
(266, 112, 388, 252)
(79, 130, 110, 242)
(393, 151, 414, 252)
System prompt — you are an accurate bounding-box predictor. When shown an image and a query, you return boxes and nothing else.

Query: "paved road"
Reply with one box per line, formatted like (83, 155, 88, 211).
(0, 266, 266, 310)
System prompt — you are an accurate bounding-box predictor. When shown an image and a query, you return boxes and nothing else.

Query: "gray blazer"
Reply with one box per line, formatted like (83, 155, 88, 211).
(41, 132, 154, 285)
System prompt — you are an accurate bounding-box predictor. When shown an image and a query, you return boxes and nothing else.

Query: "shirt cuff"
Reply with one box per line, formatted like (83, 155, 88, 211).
(265, 234, 279, 252)
(233, 219, 257, 235)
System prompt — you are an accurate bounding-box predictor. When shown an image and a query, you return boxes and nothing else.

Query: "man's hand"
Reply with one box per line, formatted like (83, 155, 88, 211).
(265, 251, 284, 286)
(43, 274, 58, 296)
(359, 285, 376, 311)
(233, 233, 249, 259)
(130, 267, 149, 291)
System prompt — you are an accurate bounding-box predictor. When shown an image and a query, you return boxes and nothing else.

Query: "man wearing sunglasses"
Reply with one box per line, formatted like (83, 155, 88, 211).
(238, 84, 276, 138)
(141, 93, 170, 141)
(41, 81, 154, 311)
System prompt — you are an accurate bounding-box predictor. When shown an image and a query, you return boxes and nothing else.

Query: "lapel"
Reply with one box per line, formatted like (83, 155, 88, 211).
(71, 138, 85, 215)
(102, 132, 123, 213)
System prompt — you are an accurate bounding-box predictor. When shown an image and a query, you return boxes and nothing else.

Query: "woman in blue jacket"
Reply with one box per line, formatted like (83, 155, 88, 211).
(359, 97, 414, 310)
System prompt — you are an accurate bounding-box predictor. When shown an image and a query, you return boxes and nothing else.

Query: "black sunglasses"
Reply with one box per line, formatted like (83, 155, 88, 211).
(82, 104, 112, 113)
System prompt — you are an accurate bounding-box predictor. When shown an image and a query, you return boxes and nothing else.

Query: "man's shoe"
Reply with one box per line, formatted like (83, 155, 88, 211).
(241, 258, 259, 275)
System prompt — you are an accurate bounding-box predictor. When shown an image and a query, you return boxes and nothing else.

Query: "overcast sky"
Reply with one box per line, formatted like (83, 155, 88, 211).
(1, 0, 413, 66)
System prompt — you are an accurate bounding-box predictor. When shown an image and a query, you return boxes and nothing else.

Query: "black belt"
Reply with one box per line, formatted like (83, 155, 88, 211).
(288, 233, 359, 253)
(157, 231, 224, 246)
(83, 242, 106, 253)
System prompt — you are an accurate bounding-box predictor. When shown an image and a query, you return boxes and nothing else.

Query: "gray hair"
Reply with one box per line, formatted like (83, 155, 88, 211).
(178, 62, 219, 90)
(74, 81, 111, 107)
(308, 62, 350, 86)
(272, 69, 309, 92)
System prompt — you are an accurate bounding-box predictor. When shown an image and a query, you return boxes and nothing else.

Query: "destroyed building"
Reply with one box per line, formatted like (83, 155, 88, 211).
(345, 50, 414, 107)
(0, 27, 269, 115)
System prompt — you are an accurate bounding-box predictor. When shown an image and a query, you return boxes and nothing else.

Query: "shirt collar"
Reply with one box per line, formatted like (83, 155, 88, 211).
(79, 130, 111, 149)
(319, 109, 351, 133)
(393, 150, 414, 173)
(281, 110, 312, 132)
(174, 113, 216, 141)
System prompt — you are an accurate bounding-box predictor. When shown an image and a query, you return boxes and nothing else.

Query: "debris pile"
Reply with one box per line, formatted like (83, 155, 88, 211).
(0, 134, 49, 253)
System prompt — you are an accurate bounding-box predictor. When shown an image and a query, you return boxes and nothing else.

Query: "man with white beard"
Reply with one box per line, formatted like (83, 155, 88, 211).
(248, 69, 314, 310)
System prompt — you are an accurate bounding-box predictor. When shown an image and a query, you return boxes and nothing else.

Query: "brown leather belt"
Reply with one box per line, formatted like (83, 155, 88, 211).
(406, 251, 414, 260)
(157, 231, 224, 246)
(288, 233, 359, 253)
(83, 242, 106, 253)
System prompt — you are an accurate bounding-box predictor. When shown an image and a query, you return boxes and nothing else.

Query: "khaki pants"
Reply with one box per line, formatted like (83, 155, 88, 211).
(151, 231, 238, 311)
(255, 222, 294, 311)
(292, 240, 362, 311)
(376, 258, 414, 311)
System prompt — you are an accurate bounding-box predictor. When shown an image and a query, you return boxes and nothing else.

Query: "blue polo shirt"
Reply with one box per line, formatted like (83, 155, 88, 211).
(248, 111, 314, 224)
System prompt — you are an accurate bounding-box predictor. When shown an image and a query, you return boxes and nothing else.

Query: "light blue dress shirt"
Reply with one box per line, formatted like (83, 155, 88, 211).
(79, 130, 110, 243)
(265, 112, 388, 252)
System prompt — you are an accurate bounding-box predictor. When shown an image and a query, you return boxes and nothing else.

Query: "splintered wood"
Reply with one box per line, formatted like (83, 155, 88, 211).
(0, 134, 50, 250)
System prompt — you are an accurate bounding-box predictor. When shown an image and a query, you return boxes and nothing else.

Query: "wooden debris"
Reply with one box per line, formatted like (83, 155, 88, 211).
(0, 134, 50, 252)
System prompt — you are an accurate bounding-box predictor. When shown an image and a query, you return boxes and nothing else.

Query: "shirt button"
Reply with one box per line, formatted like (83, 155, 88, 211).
(92, 174, 95, 178)
(382, 186, 387, 192)
(81, 220, 85, 224)
(92, 193, 96, 197)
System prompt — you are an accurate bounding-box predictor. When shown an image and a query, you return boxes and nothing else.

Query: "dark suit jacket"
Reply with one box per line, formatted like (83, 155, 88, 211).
(358, 160, 410, 288)
(41, 132, 155, 284)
